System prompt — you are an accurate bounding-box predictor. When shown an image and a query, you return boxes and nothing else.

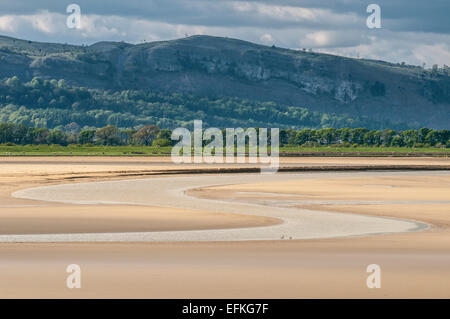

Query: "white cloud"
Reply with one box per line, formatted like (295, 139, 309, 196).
(0, 15, 16, 32)
(317, 31, 450, 67)
(303, 30, 368, 48)
(260, 33, 274, 44)
(229, 2, 361, 27)
(413, 43, 450, 67)
(27, 10, 59, 34)
(0, 10, 65, 36)
(305, 31, 329, 47)
(0, 6, 448, 68)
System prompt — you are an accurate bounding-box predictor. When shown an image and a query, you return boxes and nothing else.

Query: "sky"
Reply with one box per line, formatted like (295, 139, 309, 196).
(0, 0, 449, 67)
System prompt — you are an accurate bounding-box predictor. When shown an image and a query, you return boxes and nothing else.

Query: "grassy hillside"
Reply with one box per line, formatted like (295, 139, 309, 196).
(0, 77, 404, 130)
(0, 35, 449, 129)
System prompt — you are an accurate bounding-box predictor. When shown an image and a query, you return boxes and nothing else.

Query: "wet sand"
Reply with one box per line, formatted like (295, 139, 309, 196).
(0, 205, 279, 235)
(0, 156, 449, 298)
(6, 173, 425, 242)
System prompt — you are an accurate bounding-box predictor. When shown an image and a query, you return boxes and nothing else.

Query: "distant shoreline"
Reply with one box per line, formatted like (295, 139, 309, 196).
(1, 153, 449, 158)
(1, 146, 449, 157)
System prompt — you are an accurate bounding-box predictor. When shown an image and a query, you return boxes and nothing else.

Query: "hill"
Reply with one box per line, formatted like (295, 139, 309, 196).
(0, 34, 449, 129)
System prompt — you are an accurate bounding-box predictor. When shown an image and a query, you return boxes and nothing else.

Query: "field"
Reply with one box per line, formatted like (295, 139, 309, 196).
(1, 144, 449, 156)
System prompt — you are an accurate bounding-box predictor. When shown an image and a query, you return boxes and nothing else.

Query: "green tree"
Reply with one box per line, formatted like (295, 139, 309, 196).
(152, 138, 171, 147)
(0, 123, 15, 143)
(26, 127, 48, 144)
(380, 129, 396, 146)
(157, 129, 172, 140)
(339, 128, 351, 143)
(363, 131, 377, 146)
(120, 129, 137, 145)
(46, 129, 67, 145)
(425, 131, 440, 146)
(78, 129, 96, 144)
(95, 125, 120, 145)
(401, 130, 419, 147)
(350, 128, 369, 144)
(133, 124, 160, 146)
(318, 128, 337, 145)
(6, 76, 21, 88)
(30, 77, 43, 89)
(418, 128, 431, 144)
(391, 136, 404, 147)
(294, 129, 313, 145)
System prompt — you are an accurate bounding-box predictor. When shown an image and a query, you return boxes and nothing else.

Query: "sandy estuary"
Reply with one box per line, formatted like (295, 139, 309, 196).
(4, 172, 431, 242)
(0, 157, 449, 298)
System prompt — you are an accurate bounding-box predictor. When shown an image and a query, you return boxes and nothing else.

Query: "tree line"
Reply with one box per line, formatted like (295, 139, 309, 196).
(1, 123, 448, 148)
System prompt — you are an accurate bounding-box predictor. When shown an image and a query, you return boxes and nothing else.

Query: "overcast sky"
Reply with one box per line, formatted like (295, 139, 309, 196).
(0, 0, 449, 67)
